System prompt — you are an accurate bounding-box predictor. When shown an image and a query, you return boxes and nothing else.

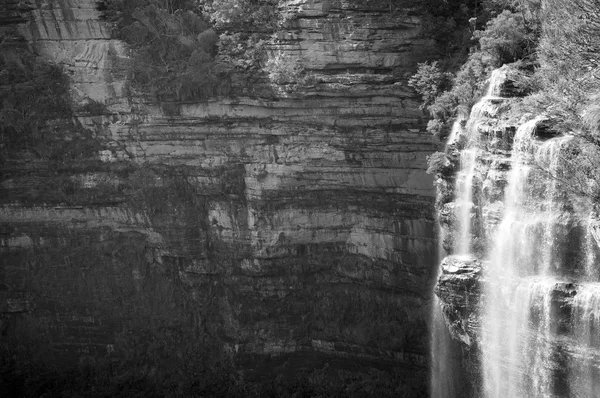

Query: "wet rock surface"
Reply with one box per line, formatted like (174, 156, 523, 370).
(435, 255, 482, 347)
(434, 66, 600, 397)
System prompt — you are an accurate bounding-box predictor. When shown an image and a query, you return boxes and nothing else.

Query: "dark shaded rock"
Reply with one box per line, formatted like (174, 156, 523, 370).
(0, 0, 439, 392)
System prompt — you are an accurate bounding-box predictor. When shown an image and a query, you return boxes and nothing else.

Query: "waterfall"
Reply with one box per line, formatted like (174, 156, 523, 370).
(431, 295, 459, 398)
(431, 68, 508, 397)
(446, 66, 600, 397)
(568, 285, 600, 397)
(477, 118, 600, 397)
(454, 67, 507, 255)
(431, 226, 460, 398)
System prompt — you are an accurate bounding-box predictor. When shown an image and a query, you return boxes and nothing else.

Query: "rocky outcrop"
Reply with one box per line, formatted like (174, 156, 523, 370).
(435, 255, 481, 347)
(0, 0, 439, 389)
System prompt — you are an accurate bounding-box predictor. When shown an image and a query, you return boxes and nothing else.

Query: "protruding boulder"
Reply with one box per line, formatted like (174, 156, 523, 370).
(435, 255, 482, 347)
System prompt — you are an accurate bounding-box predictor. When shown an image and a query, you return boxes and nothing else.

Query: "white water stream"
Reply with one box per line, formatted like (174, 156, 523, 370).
(443, 67, 600, 397)
(431, 226, 460, 398)
(454, 68, 506, 255)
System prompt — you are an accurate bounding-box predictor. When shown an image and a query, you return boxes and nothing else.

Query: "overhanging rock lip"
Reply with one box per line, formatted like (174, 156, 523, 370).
(441, 254, 482, 275)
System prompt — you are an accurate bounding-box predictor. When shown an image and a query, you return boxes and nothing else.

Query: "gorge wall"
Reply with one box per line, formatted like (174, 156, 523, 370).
(0, 0, 439, 393)
(434, 64, 600, 397)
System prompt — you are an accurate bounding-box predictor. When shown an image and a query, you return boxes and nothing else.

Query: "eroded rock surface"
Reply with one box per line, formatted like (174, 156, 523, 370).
(0, 0, 439, 386)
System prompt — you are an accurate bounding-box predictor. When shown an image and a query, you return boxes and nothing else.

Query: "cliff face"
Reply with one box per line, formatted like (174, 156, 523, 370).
(0, 0, 438, 388)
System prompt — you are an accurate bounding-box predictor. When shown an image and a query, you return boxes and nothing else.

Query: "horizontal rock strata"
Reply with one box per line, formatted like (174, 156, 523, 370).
(0, 0, 439, 387)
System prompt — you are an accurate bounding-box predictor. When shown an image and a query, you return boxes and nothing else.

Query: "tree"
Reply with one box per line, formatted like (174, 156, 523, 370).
(408, 62, 452, 111)
(473, 10, 532, 65)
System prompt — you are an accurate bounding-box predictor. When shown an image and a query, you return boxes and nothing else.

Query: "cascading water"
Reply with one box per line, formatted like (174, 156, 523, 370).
(431, 226, 461, 398)
(454, 68, 506, 255)
(431, 70, 507, 397)
(431, 279, 459, 398)
(569, 285, 600, 397)
(478, 119, 600, 398)
(447, 66, 600, 397)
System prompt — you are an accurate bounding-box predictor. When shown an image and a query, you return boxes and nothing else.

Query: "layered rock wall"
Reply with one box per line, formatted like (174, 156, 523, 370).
(0, 0, 438, 385)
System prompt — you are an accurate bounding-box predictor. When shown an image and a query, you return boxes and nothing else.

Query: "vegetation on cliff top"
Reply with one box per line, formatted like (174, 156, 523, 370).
(415, 0, 600, 202)
(411, 1, 536, 137)
(415, 0, 600, 138)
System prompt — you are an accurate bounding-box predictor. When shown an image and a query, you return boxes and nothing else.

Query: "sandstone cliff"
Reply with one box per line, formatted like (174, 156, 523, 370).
(0, 0, 439, 393)
(433, 63, 600, 397)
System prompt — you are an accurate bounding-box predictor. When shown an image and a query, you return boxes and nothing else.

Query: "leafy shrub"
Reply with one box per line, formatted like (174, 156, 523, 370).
(418, 0, 478, 58)
(530, 0, 600, 136)
(426, 118, 447, 138)
(474, 10, 533, 65)
(218, 32, 266, 70)
(414, 0, 529, 61)
(582, 96, 600, 138)
(207, 0, 277, 31)
(510, 0, 600, 140)
(450, 52, 489, 106)
(264, 52, 303, 85)
(411, 4, 539, 140)
(408, 62, 452, 111)
(421, 53, 489, 127)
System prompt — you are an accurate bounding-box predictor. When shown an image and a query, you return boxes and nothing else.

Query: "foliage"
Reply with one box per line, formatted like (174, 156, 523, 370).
(516, 0, 600, 137)
(426, 118, 446, 137)
(424, 52, 489, 127)
(217, 32, 266, 70)
(207, 0, 277, 31)
(539, 0, 600, 72)
(417, 0, 600, 209)
(482, 0, 541, 19)
(559, 139, 600, 204)
(414, 0, 528, 64)
(522, 0, 600, 207)
(582, 95, 600, 138)
(264, 51, 303, 85)
(473, 10, 533, 65)
(413, 6, 537, 138)
(0, 43, 82, 163)
(408, 62, 452, 111)
(0, 49, 71, 139)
